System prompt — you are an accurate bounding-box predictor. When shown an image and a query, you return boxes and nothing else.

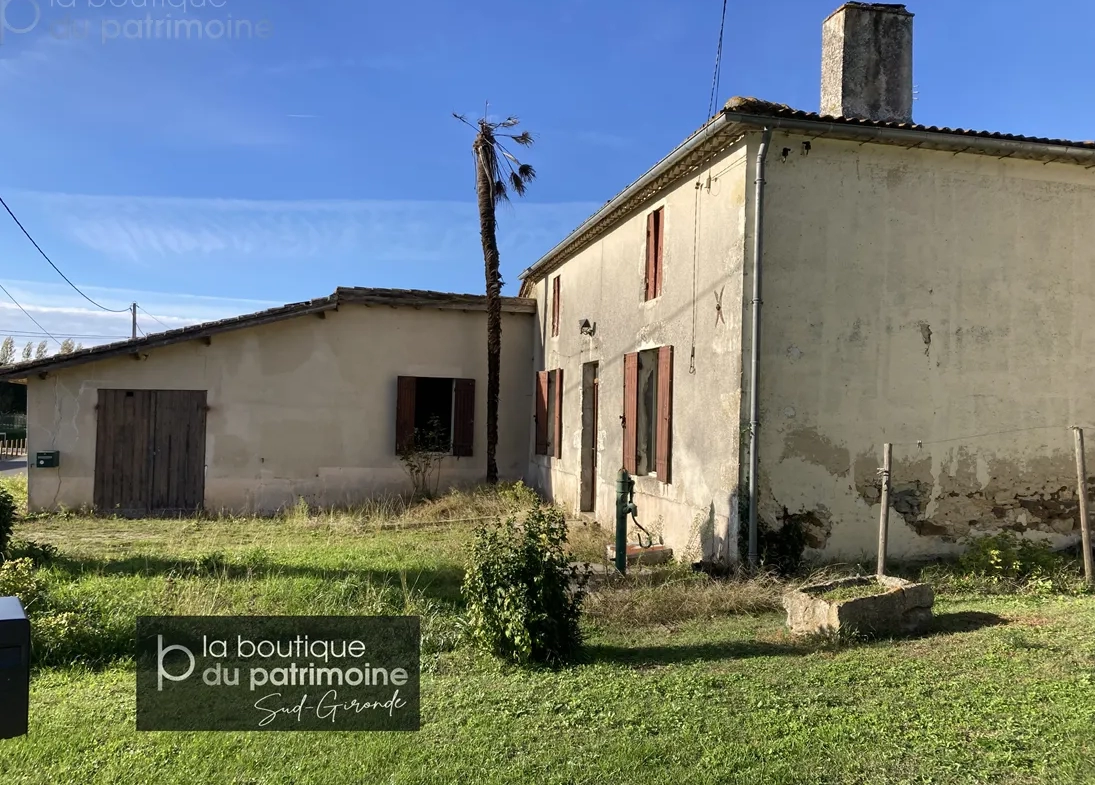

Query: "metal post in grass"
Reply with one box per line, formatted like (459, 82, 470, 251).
(876, 443, 892, 577)
(1073, 427, 1094, 585)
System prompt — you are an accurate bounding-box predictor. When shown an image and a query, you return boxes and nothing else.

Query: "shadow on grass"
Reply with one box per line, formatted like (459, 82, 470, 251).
(586, 611, 1009, 668)
(584, 639, 809, 666)
(16, 549, 467, 608)
(919, 610, 1007, 637)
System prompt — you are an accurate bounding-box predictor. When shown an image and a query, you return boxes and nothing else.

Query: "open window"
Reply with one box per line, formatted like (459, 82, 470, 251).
(395, 376, 474, 457)
(622, 346, 672, 481)
(534, 368, 563, 458)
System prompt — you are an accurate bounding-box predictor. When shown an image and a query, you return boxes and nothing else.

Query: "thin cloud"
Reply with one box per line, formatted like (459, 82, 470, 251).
(0, 279, 282, 346)
(18, 191, 601, 271)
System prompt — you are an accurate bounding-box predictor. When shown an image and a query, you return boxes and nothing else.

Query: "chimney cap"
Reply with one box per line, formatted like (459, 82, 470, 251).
(824, 3, 913, 24)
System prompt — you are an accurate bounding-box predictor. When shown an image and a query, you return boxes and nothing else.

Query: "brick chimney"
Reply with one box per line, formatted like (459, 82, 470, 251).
(821, 3, 914, 123)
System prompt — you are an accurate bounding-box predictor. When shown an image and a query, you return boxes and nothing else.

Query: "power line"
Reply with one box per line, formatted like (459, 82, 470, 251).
(0, 281, 61, 346)
(0, 195, 130, 313)
(0, 329, 130, 340)
(137, 305, 170, 330)
(706, 0, 729, 121)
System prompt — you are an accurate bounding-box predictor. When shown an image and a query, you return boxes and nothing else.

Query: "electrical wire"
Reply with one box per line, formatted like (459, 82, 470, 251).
(0, 280, 61, 346)
(891, 425, 1078, 449)
(0, 330, 129, 340)
(706, 0, 729, 121)
(137, 305, 170, 330)
(0, 195, 130, 313)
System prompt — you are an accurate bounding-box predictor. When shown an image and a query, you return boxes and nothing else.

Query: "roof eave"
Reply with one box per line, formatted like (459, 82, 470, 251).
(518, 111, 1095, 292)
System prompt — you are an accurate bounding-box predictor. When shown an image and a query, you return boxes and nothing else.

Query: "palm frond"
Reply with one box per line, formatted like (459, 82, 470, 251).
(517, 163, 536, 182)
(494, 179, 510, 204)
(509, 172, 528, 197)
(508, 130, 534, 146)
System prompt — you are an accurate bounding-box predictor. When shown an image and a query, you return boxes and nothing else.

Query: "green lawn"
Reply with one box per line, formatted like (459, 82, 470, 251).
(2, 501, 1095, 784)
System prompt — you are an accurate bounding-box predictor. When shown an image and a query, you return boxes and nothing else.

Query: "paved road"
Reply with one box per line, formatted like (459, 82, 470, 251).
(0, 457, 27, 477)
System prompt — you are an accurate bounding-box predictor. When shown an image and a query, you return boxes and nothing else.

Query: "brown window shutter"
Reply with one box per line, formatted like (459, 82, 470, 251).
(645, 213, 657, 301)
(654, 208, 664, 298)
(553, 368, 564, 459)
(395, 376, 416, 454)
(452, 379, 475, 457)
(551, 276, 561, 337)
(623, 353, 638, 474)
(535, 370, 549, 455)
(656, 345, 673, 482)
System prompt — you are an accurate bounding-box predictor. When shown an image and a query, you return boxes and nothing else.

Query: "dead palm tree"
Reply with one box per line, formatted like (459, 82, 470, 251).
(454, 111, 536, 484)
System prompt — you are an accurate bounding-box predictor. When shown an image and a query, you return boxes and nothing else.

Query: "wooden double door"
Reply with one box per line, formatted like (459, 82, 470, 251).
(93, 389, 208, 516)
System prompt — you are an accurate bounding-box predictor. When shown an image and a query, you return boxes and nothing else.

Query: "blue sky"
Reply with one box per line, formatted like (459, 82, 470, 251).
(1, 0, 1094, 347)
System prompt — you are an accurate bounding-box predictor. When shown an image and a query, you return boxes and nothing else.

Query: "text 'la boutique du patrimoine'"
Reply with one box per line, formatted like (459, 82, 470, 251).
(178, 635, 412, 691)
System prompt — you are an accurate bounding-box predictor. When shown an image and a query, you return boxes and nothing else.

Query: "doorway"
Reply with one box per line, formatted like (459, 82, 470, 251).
(580, 362, 598, 512)
(93, 389, 208, 516)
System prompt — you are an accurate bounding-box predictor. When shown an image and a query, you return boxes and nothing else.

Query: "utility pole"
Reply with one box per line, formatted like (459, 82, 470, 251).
(131, 303, 137, 340)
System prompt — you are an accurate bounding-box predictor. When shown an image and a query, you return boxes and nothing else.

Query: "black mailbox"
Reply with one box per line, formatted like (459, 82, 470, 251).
(35, 452, 59, 469)
(0, 596, 30, 739)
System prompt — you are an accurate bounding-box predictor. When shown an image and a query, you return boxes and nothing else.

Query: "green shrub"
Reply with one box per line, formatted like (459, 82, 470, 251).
(462, 506, 587, 668)
(959, 532, 1059, 579)
(0, 484, 17, 560)
(496, 480, 540, 513)
(7, 539, 60, 566)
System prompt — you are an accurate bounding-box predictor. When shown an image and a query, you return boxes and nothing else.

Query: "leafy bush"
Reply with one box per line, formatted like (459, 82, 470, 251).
(496, 480, 540, 513)
(0, 558, 47, 611)
(462, 506, 587, 668)
(959, 532, 1059, 579)
(0, 484, 17, 560)
(7, 539, 60, 566)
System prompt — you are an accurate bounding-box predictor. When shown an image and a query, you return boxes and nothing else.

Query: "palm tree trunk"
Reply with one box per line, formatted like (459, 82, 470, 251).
(475, 136, 502, 484)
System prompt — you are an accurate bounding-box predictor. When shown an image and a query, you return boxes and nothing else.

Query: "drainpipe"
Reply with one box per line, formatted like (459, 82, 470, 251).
(747, 128, 772, 569)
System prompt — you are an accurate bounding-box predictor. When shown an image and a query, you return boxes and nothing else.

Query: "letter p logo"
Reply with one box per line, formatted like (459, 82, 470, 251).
(0, 0, 40, 46)
(157, 634, 196, 692)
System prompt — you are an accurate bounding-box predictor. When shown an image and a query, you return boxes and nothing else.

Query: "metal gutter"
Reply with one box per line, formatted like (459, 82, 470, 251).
(746, 128, 772, 569)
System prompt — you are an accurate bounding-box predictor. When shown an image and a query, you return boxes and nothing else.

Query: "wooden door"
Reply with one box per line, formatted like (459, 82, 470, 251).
(580, 362, 598, 512)
(94, 389, 207, 516)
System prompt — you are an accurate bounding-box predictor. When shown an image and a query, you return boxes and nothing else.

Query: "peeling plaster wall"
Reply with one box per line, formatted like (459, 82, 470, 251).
(25, 306, 534, 513)
(526, 140, 750, 563)
(752, 133, 1095, 559)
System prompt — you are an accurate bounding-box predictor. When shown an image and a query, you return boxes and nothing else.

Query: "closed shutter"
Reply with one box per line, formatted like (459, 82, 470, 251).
(452, 379, 475, 457)
(656, 345, 673, 482)
(535, 370, 549, 455)
(395, 376, 416, 454)
(553, 368, 564, 459)
(552, 276, 561, 337)
(645, 213, 657, 301)
(623, 352, 638, 474)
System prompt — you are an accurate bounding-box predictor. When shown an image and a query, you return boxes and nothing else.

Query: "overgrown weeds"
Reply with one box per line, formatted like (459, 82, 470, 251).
(585, 566, 784, 629)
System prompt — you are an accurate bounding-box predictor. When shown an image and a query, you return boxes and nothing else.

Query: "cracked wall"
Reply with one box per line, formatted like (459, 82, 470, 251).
(746, 132, 1095, 559)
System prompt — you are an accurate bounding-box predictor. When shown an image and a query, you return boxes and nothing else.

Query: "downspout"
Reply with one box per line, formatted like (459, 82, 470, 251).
(747, 128, 772, 569)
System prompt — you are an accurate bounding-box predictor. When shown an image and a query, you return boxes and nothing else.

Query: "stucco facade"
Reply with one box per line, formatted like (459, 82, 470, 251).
(23, 302, 533, 514)
(526, 140, 751, 562)
(524, 119, 1095, 563)
(753, 131, 1095, 559)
